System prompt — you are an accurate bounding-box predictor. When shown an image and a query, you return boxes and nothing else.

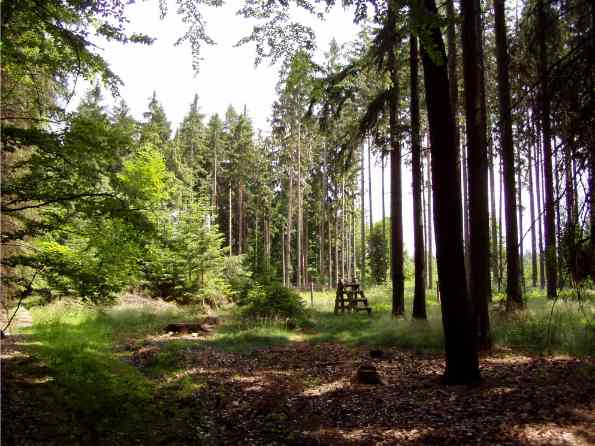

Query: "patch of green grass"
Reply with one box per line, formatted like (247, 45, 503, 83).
(300, 285, 594, 356)
(492, 296, 595, 356)
(204, 320, 294, 352)
(19, 299, 198, 431)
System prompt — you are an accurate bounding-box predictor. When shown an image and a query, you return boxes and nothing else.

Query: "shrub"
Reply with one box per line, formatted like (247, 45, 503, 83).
(240, 282, 305, 320)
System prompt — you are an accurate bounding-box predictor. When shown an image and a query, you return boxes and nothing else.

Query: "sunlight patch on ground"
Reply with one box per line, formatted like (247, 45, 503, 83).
(521, 424, 588, 445)
(302, 378, 349, 397)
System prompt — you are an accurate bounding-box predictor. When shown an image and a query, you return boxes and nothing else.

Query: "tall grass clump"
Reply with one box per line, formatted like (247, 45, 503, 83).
(491, 296, 595, 356)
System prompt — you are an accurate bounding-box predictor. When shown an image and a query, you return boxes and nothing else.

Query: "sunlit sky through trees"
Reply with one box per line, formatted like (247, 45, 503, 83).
(75, 1, 537, 255)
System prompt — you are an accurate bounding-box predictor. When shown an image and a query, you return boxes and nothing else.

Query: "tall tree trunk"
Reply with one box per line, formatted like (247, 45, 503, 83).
(322, 143, 329, 286)
(352, 197, 357, 280)
(518, 156, 525, 291)
(422, 155, 429, 288)
(341, 178, 346, 281)
(238, 185, 244, 254)
(282, 231, 286, 286)
(555, 148, 564, 288)
(368, 137, 374, 229)
(328, 217, 333, 288)
(498, 161, 504, 291)
(287, 171, 294, 286)
(528, 139, 538, 288)
(494, 0, 522, 308)
(591, 147, 595, 283)
(462, 0, 491, 349)
(564, 142, 576, 281)
(534, 116, 546, 288)
(213, 141, 218, 212)
(462, 134, 470, 282)
(411, 33, 427, 319)
(361, 146, 366, 284)
(388, 10, 405, 316)
(426, 148, 434, 290)
(297, 126, 302, 289)
(228, 181, 233, 256)
(537, 0, 557, 298)
(382, 153, 386, 244)
(590, 0, 595, 283)
(420, 0, 480, 384)
(489, 146, 499, 288)
(335, 206, 340, 286)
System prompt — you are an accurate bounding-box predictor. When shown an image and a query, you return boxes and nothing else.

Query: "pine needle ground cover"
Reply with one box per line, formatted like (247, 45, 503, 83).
(2, 290, 594, 445)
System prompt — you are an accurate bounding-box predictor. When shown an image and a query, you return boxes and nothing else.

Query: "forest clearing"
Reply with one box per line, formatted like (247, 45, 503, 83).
(2, 0, 594, 444)
(2, 290, 594, 445)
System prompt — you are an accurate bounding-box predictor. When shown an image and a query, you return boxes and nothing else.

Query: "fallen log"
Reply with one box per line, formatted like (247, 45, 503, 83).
(164, 323, 211, 334)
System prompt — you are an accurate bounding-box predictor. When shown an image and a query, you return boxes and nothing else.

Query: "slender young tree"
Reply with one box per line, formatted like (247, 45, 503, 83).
(534, 123, 546, 289)
(410, 33, 426, 319)
(388, 3, 404, 316)
(426, 148, 434, 290)
(527, 136, 538, 288)
(489, 146, 500, 287)
(494, 0, 522, 307)
(368, 137, 374, 229)
(360, 145, 366, 283)
(537, 0, 558, 298)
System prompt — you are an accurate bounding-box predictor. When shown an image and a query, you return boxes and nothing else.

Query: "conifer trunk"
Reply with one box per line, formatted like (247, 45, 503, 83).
(462, 0, 491, 348)
(534, 116, 546, 289)
(297, 126, 302, 289)
(361, 146, 366, 283)
(528, 135, 538, 288)
(518, 157, 525, 290)
(368, 137, 374, 229)
(287, 170, 294, 286)
(388, 10, 404, 316)
(382, 154, 386, 244)
(411, 33, 426, 319)
(420, 0, 479, 383)
(489, 146, 499, 288)
(494, 0, 522, 307)
(537, 0, 557, 298)
(426, 148, 434, 290)
(228, 181, 233, 256)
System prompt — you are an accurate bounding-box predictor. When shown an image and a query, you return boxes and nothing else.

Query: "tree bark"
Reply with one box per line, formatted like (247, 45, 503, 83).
(382, 153, 386, 246)
(287, 168, 294, 286)
(426, 148, 434, 290)
(368, 137, 374, 230)
(388, 8, 405, 316)
(411, 33, 427, 319)
(420, 0, 480, 384)
(534, 116, 546, 289)
(228, 181, 233, 256)
(494, 0, 522, 308)
(518, 154, 525, 291)
(527, 133, 538, 288)
(462, 0, 491, 348)
(489, 145, 499, 288)
(537, 0, 557, 298)
(297, 126, 302, 288)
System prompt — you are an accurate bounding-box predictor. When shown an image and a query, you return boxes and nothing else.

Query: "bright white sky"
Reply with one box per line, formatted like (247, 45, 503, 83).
(90, 0, 420, 252)
(91, 1, 535, 257)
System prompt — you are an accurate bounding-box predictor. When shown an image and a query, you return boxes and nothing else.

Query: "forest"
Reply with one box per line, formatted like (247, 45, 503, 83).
(1, 0, 594, 445)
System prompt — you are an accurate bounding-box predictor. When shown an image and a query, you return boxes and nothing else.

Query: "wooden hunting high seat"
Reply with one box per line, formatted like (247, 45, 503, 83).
(334, 280, 372, 315)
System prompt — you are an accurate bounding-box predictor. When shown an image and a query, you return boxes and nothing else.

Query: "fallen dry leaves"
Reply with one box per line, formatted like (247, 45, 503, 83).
(3, 331, 594, 445)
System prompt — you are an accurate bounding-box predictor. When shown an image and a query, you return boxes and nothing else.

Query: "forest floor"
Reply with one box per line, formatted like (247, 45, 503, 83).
(2, 294, 595, 445)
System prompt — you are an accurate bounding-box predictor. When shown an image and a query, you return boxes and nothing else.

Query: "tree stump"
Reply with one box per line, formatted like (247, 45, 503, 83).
(355, 364, 383, 385)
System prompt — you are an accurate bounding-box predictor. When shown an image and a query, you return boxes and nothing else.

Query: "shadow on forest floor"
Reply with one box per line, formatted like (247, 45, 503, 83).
(2, 298, 595, 446)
